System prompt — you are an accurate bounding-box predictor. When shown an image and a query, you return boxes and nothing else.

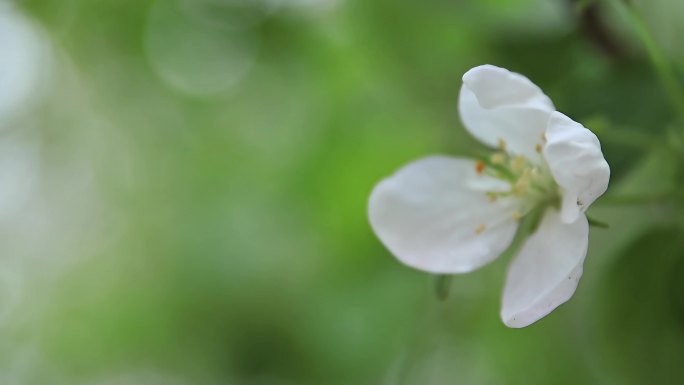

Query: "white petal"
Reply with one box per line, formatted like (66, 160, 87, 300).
(543, 111, 610, 223)
(368, 156, 520, 274)
(500, 209, 588, 328)
(459, 65, 555, 161)
(466, 175, 511, 193)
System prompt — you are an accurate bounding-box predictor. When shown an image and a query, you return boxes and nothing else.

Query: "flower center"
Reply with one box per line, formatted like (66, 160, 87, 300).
(476, 150, 559, 219)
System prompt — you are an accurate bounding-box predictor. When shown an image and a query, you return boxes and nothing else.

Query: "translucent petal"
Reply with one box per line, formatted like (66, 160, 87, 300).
(500, 209, 588, 328)
(459, 65, 554, 162)
(543, 112, 610, 223)
(368, 156, 520, 274)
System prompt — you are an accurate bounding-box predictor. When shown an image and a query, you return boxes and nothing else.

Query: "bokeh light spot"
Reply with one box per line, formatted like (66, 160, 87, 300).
(144, 0, 258, 97)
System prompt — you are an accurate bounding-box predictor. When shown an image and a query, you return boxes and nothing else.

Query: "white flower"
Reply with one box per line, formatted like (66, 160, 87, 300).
(368, 65, 610, 328)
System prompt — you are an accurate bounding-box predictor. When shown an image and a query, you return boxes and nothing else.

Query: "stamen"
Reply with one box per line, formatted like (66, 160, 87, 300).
(497, 138, 507, 151)
(478, 142, 558, 212)
(530, 167, 541, 179)
(513, 169, 531, 196)
(510, 156, 526, 173)
(541, 132, 547, 143)
(513, 182, 527, 196)
(474, 224, 486, 235)
(535, 143, 542, 153)
(490, 153, 506, 165)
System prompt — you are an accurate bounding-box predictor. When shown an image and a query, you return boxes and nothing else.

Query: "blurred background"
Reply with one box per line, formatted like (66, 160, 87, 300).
(1, 0, 684, 384)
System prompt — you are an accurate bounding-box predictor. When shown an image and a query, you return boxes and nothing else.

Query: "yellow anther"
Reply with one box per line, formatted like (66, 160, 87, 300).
(513, 170, 531, 196)
(535, 143, 542, 153)
(510, 156, 527, 173)
(490, 153, 506, 165)
(486, 192, 498, 202)
(475, 224, 486, 235)
(475, 160, 485, 174)
(529, 167, 542, 181)
(497, 138, 507, 151)
(513, 182, 527, 196)
(511, 211, 522, 220)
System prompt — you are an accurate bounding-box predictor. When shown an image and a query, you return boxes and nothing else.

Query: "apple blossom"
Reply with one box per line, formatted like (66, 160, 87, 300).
(368, 65, 610, 328)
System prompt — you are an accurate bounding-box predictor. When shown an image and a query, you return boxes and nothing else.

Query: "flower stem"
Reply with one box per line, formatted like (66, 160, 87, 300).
(434, 275, 452, 301)
(606, 0, 684, 122)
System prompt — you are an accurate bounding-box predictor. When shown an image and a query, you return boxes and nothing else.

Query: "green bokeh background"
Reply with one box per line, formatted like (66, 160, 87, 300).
(4, 0, 684, 383)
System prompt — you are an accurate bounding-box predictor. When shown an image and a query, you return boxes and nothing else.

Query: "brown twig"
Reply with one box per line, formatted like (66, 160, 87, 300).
(570, 0, 626, 60)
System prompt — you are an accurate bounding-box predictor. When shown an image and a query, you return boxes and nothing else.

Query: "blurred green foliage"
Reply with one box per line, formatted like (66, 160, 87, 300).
(2, 0, 684, 383)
